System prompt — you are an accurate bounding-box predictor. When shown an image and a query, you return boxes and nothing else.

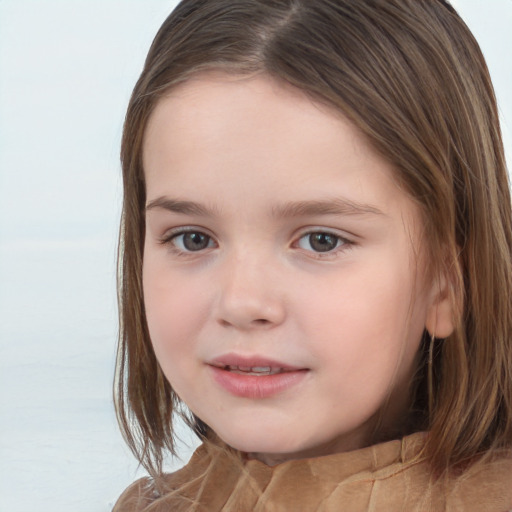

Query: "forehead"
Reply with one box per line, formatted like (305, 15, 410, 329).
(143, 73, 419, 224)
(144, 72, 347, 156)
(145, 74, 382, 174)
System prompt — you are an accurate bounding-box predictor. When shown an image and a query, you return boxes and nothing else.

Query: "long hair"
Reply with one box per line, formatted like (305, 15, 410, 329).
(115, 0, 512, 478)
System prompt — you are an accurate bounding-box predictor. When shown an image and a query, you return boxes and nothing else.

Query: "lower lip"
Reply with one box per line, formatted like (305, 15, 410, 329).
(208, 366, 308, 399)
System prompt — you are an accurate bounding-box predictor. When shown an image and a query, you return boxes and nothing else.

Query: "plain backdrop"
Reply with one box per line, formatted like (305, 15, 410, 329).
(0, 1, 511, 511)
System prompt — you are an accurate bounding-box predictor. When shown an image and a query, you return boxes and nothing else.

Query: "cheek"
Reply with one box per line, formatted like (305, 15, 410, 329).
(142, 257, 210, 361)
(300, 260, 425, 381)
(142, 262, 216, 406)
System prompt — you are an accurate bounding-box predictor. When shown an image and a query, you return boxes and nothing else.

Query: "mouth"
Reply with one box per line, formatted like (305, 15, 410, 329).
(210, 364, 296, 376)
(208, 353, 306, 374)
(207, 354, 309, 398)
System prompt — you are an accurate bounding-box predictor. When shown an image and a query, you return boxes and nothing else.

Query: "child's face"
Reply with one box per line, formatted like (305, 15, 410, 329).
(142, 73, 440, 463)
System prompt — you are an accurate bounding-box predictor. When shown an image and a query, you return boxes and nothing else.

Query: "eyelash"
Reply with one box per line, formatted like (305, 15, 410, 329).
(294, 230, 353, 258)
(159, 227, 217, 255)
(159, 227, 353, 258)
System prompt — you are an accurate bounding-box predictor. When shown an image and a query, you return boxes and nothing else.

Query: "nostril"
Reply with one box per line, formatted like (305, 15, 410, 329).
(216, 294, 286, 329)
(219, 318, 270, 328)
(219, 317, 274, 328)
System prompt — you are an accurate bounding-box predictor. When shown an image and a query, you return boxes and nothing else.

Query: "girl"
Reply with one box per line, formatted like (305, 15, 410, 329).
(113, 1, 512, 510)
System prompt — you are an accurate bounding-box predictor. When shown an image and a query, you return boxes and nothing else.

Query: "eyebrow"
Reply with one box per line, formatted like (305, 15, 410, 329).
(145, 196, 384, 218)
(145, 197, 220, 216)
(271, 198, 384, 218)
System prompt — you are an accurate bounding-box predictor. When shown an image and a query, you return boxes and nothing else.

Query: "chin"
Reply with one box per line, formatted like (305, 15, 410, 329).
(218, 431, 283, 454)
(202, 412, 377, 463)
(212, 422, 294, 454)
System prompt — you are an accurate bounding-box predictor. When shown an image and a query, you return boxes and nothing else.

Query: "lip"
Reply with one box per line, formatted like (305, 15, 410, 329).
(207, 353, 309, 399)
(209, 353, 303, 371)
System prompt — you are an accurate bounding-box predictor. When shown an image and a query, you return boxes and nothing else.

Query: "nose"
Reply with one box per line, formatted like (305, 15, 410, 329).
(215, 252, 286, 330)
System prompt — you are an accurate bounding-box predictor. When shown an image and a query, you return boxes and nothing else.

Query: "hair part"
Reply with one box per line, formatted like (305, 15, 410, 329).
(115, 0, 512, 478)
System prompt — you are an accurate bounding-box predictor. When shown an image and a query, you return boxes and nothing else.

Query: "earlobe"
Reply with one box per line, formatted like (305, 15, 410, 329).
(425, 275, 456, 339)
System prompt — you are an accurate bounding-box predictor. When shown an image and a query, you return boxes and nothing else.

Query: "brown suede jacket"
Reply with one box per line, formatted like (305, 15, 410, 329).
(113, 433, 512, 511)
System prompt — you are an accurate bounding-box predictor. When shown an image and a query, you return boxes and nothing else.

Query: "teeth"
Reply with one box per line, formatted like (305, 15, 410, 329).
(225, 365, 283, 376)
(251, 366, 272, 373)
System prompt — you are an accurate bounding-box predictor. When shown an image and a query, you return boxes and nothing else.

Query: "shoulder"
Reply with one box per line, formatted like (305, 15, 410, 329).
(112, 443, 218, 512)
(112, 477, 157, 512)
(445, 452, 512, 511)
(112, 468, 198, 512)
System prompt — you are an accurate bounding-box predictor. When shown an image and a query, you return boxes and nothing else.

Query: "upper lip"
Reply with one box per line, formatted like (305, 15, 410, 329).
(208, 353, 305, 371)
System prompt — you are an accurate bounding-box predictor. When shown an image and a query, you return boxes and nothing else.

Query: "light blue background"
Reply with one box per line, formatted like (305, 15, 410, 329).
(0, 1, 511, 510)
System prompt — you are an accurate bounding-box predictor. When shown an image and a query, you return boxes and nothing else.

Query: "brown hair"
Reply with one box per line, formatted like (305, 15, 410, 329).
(115, 0, 512, 477)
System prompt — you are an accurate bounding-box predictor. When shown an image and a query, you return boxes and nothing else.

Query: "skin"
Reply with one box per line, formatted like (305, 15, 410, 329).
(142, 73, 453, 465)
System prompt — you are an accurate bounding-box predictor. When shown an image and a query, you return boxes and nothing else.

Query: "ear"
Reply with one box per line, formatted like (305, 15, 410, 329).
(425, 273, 455, 339)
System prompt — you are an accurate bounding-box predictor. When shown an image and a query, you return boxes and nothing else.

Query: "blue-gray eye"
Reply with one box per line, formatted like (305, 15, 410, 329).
(173, 232, 213, 251)
(298, 232, 342, 253)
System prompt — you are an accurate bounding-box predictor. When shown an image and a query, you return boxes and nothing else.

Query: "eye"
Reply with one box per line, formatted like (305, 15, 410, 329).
(297, 232, 345, 253)
(169, 231, 215, 252)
